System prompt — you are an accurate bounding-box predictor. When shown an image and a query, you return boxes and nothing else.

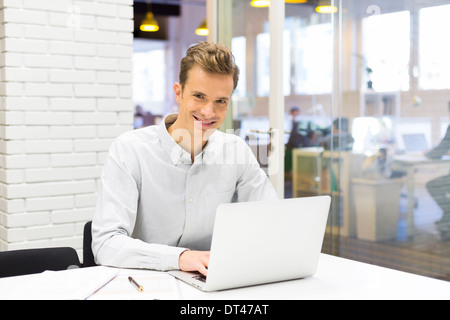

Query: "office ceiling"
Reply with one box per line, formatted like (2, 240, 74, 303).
(133, 0, 206, 9)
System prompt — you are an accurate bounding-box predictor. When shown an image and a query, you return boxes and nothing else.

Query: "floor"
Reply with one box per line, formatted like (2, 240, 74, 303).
(285, 176, 450, 282)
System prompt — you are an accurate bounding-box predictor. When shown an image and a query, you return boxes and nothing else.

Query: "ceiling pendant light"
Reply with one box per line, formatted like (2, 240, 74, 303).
(140, 11, 159, 32)
(195, 19, 209, 36)
(315, 0, 338, 13)
(251, 0, 270, 8)
(140, 1, 159, 32)
(285, 0, 308, 3)
(251, 0, 308, 8)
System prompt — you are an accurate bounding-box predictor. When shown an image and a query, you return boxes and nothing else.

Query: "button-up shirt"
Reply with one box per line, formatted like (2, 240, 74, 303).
(92, 114, 278, 271)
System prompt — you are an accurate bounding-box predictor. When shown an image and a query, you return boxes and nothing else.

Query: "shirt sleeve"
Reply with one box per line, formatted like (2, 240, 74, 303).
(426, 125, 450, 159)
(91, 139, 187, 271)
(235, 140, 280, 202)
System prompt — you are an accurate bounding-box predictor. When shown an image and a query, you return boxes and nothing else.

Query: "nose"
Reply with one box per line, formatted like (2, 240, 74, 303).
(199, 101, 215, 119)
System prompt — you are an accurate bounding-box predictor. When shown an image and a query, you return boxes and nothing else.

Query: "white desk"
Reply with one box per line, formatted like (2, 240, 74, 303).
(0, 254, 449, 300)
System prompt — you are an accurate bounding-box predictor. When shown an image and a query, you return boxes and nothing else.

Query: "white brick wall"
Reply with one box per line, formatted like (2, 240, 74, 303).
(0, 0, 134, 260)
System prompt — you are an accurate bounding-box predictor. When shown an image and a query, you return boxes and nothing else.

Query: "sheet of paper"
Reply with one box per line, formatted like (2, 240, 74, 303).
(3, 266, 119, 300)
(89, 270, 181, 300)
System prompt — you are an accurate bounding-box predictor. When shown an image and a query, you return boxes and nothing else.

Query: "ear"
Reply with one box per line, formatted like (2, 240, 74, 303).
(173, 82, 182, 103)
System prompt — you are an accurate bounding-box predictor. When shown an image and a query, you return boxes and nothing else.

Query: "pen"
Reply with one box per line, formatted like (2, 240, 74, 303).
(128, 276, 144, 292)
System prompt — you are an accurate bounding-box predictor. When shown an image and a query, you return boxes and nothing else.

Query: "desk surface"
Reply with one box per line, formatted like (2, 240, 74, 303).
(393, 154, 450, 164)
(0, 254, 449, 300)
(176, 254, 450, 300)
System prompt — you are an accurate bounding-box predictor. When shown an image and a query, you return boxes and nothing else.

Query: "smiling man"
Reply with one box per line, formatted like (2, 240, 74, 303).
(92, 42, 278, 276)
(168, 62, 232, 163)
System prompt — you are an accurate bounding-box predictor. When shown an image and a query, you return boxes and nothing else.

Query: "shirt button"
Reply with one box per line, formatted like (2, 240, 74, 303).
(188, 198, 193, 203)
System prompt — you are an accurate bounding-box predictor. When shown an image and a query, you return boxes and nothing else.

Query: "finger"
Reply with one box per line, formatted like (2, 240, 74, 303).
(203, 253, 209, 273)
(198, 265, 208, 277)
(200, 255, 209, 274)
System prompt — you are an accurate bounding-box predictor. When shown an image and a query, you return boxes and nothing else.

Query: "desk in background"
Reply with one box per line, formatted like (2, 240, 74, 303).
(392, 155, 450, 236)
(291, 148, 363, 237)
(0, 254, 448, 300)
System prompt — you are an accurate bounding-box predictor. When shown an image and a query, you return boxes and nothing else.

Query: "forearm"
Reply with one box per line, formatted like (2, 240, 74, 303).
(93, 230, 187, 271)
(92, 142, 187, 271)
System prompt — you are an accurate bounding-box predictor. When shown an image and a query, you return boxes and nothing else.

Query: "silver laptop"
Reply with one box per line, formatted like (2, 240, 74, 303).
(169, 195, 331, 292)
(402, 133, 428, 154)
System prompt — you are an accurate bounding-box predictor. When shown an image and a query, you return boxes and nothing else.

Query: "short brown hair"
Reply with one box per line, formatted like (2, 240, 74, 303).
(179, 41, 239, 91)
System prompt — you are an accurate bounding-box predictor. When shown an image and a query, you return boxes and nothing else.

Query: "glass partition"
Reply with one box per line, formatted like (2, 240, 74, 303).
(219, 0, 450, 281)
(337, 0, 450, 281)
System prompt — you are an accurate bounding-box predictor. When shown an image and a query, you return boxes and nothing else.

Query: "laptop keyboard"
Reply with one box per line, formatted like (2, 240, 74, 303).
(193, 275, 206, 283)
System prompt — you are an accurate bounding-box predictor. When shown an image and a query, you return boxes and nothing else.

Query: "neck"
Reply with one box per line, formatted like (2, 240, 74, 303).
(168, 123, 209, 163)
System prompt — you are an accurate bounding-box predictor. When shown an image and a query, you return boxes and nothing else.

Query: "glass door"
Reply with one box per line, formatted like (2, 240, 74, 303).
(214, 0, 283, 194)
(212, 0, 337, 239)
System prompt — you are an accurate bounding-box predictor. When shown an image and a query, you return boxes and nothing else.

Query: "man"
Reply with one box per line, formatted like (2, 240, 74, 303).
(286, 106, 302, 149)
(92, 42, 278, 276)
(426, 123, 450, 239)
(319, 118, 354, 151)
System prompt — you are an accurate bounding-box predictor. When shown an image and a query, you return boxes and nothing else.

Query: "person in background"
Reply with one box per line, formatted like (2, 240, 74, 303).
(319, 118, 354, 151)
(426, 123, 450, 239)
(286, 106, 302, 149)
(285, 106, 302, 178)
(92, 42, 278, 277)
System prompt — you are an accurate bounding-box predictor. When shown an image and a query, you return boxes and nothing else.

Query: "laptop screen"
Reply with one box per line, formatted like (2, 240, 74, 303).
(402, 133, 428, 152)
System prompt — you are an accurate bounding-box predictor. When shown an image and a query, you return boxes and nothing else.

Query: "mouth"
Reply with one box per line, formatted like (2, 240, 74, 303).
(193, 115, 216, 128)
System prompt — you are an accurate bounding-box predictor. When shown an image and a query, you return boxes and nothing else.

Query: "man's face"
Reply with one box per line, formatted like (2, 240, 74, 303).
(173, 65, 234, 141)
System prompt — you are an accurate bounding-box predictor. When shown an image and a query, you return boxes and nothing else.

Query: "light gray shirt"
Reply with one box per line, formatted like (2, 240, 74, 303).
(92, 114, 278, 271)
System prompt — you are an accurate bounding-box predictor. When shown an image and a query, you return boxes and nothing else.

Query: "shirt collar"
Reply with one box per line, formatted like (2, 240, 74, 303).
(158, 113, 219, 166)
(158, 114, 188, 165)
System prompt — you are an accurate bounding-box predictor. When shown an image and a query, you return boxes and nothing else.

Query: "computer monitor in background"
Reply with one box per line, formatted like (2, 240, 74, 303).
(401, 133, 429, 153)
(394, 119, 432, 154)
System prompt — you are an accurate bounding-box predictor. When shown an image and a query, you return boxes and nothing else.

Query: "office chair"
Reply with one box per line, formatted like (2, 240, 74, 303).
(0, 247, 81, 278)
(83, 221, 97, 267)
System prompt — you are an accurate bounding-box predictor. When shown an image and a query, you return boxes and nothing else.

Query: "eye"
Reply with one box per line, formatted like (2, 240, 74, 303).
(216, 99, 228, 105)
(194, 93, 204, 99)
